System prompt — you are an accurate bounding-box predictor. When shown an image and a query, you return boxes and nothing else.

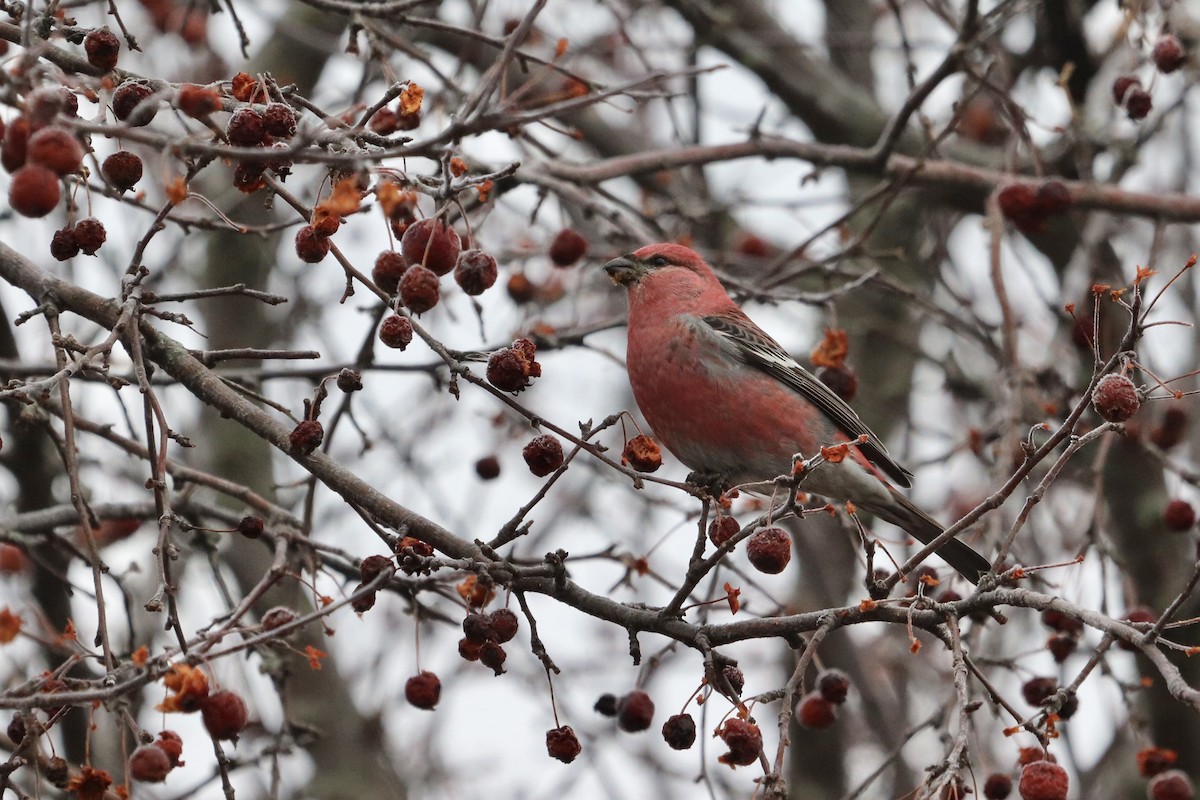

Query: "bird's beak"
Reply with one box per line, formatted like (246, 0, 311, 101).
(603, 255, 645, 287)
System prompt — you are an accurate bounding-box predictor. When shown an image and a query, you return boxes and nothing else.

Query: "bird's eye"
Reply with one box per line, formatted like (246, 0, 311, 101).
(648, 255, 669, 267)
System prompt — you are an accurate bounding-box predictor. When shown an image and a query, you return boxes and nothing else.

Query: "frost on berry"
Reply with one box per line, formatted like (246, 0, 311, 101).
(27, 128, 83, 176)
(336, 368, 362, 393)
(227, 107, 266, 147)
(405, 671, 441, 709)
(796, 692, 836, 728)
(199, 690, 248, 741)
(1092, 373, 1139, 422)
(546, 726, 582, 764)
(1148, 769, 1194, 800)
(9, 165, 61, 217)
(622, 434, 661, 472)
(615, 690, 654, 732)
(708, 515, 739, 547)
(817, 669, 851, 704)
(103, 150, 143, 191)
(399, 265, 440, 314)
(73, 219, 107, 255)
(454, 249, 499, 295)
(289, 420, 324, 456)
(263, 103, 298, 137)
(1018, 761, 1068, 800)
(662, 713, 697, 750)
(113, 81, 157, 126)
(379, 315, 414, 350)
(128, 744, 172, 782)
(489, 608, 519, 643)
(549, 228, 587, 266)
(295, 225, 331, 263)
(523, 434, 564, 477)
(1163, 499, 1195, 531)
(716, 718, 762, 767)
(400, 218, 461, 275)
(372, 250, 407, 294)
(746, 526, 791, 574)
(1152, 35, 1187, 74)
(486, 338, 541, 393)
(84, 28, 120, 72)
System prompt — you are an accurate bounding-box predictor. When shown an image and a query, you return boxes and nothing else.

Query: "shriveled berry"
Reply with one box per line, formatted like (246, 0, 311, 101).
(817, 669, 851, 704)
(50, 226, 80, 260)
(458, 637, 483, 661)
(230, 73, 267, 104)
(9, 165, 60, 217)
(1018, 760, 1068, 800)
(1022, 677, 1057, 706)
(395, 110, 421, 131)
(1113, 75, 1141, 104)
(199, 690, 248, 740)
(379, 315, 414, 350)
(593, 694, 617, 717)
(232, 161, 266, 194)
(817, 364, 858, 402)
(475, 455, 500, 480)
(462, 612, 496, 643)
(1152, 35, 1187, 74)
(616, 690, 654, 732)
(238, 516, 264, 538)
(26, 128, 82, 175)
(1149, 770, 1194, 800)
(289, 419, 324, 456)
(622, 434, 661, 472)
(549, 228, 587, 266)
(372, 250, 407, 294)
(984, 773, 1013, 800)
(103, 150, 142, 191)
(1126, 88, 1153, 120)
(401, 218, 461, 276)
(84, 28, 120, 71)
(661, 713, 697, 750)
(489, 608, 519, 643)
(45, 756, 69, 787)
(404, 671, 440, 709)
(128, 744, 171, 782)
(227, 107, 266, 147)
(708, 515, 739, 547)
(716, 718, 762, 767)
(747, 526, 791, 573)
(294, 225, 330, 263)
(523, 434, 564, 477)
(454, 249, 498, 295)
(1164, 499, 1195, 531)
(351, 584, 376, 613)
(112, 81, 156, 126)
(177, 84, 221, 117)
(546, 725, 581, 763)
(263, 103, 297, 137)
(1047, 636, 1077, 663)
(722, 665, 745, 695)
(359, 554, 394, 583)
(261, 606, 298, 631)
(1138, 747, 1179, 778)
(1092, 374, 1139, 422)
(399, 265, 440, 314)
(796, 692, 836, 728)
(73, 218, 107, 255)
(479, 640, 507, 675)
(487, 346, 540, 393)
(369, 108, 398, 135)
(154, 730, 184, 768)
(336, 367, 362, 392)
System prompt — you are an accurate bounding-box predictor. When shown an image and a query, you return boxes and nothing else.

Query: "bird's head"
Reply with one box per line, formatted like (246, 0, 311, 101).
(603, 243, 716, 289)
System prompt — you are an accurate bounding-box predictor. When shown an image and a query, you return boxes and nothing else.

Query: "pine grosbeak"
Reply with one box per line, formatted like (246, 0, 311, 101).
(605, 243, 989, 584)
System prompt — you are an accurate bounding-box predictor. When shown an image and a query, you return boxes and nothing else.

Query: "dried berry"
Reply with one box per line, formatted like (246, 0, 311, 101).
(369, 108, 398, 135)
(294, 225, 330, 263)
(1092, 374, 1139, 422)
(475, 455, 501, 480)
(73, 218, 107, 255)
(8, 164, 60, 217)
(1138, 747, 1179, 778)
(289, 419, 324, 456)
(489, 608, 519, 643)
(26, 128, 83, 175)
(1041, 609, 1083, 636)
(462, 612, 496, 643)
(400, 218, 461, 276)
(708, 515, 739, 547)
(457, 637, 483, 661)
(372, 250, 407, 294)
(128, 744, 171, 782)
(227, 107, 266, 147)
(351, 584, 377, 613)
(154, 730, 184, 768)
(1018, 761, 1068, 800)
(379, 315, 414, 350)
(103, 150, 143, 191)
(479, 640, 507, 675)
(112, 81, 157, 126)
(1150, 407, 1188, 449)
(506, 273, 538, 304)
(486, 344, 542, 393)
(261, 606, 297, 631)
(84, 28, 120, 71)
(1113, 75, 1141, 104)
(454, 249, 498, 295)
(549, 228, 587, 266)
(233, 161, 266, 194)
(661, 713, 697, 750)
(399, 265, 440, 314)
(616, 690, 654, 732)
(817, 669, 851, 704)
(984, 773, 1013, 800)
(359, 554, 394, 584)
(230, 73, 267, 104)
(177, 84, 222, 118)
(722, 665, 745, 695)
(404, 671, 440, 709)
(6, 713, 24, 743)
(1047, 636, 1077, 664)
(238, 516, 264, 538)
(263, 103, 297, 137)
(545, 726, 581, 763)
(747, 526, 791, 573)
(622, 434, 662, 472)
(593, 694, 617, 717)
(1149, 770, 1194, 800)
(1125, 88, 1153, 120)
(199, 690, 248, 740)
(716, 718, 762, 767)
(817, 364, 858, 402)
(2, 116, 30, 172)
(1164, 499, 1195, 531)
(796, 692, 836, 728)
(50, 226, 80, 260)
(1152, 35, 1187, 74)
(336, 368, 362, 392)
(998, 184, 1044, 234)
(523, 434, 564, 477)
(1022, 677, 1057, 707)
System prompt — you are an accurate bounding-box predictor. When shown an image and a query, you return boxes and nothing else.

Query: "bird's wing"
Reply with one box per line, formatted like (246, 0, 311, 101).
(701, 312, 913, 488)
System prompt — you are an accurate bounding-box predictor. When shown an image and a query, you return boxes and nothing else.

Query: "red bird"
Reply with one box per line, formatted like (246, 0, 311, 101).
(605, 243, 989, 584)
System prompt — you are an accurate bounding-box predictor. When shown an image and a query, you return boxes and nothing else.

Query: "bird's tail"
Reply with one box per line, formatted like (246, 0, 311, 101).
(856, 488, 990, 585)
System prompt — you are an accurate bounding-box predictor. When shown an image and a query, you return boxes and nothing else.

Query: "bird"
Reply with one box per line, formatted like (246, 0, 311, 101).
(604, 242, 990, 584)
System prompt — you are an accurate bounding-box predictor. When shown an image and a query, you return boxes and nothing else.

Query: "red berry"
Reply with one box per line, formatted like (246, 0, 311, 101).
(112, 81, 157, 126)
(661, 713, 697, 750)
(984, 773, 1013, 800)
(227, 108, 266, 147)
(238, 516, 264, 538)
(9, 165, 60, 217)
(1113, 75, 1140, 104)
(1151, 407, 1188, 449)
(336, 367, 362, 392)
(1092, 374, 1139, 422)
(1036, 181, 1072, 216)
(817, 669, 851, 704)
(154, 730, 184, 768)
(395, 110, 421, 131)
(350, 583, 377, 612)
(128, 744, 171, 782)
(475, 455, 501, 480)
(1164, 499, 1195, 531)
(289, 419, 324, 456)
(616, 690, 654, 732)
(379, 315, 414, 350)
(294, 225, 330, 263)
(1018, 761, 1068, 800)
(0, 544, 25, 574)
(372, 250, 407, 294)
(622, 434, 662, 472)
(369, 108, 398, 135)
(84, 28, 120, 71)
(479, 640, 506, 675)
(462, 612, 496, 643)
(593, 694, 618, 716)
(486, 340, 541, 393)
(50, 226, 80, 261)
(400, 218, 461, 276)
(2, 116, 30, 172)
(545, 726, 582, 763)
(1152, 35, 1187, 74)
(262, 103, 297, 137)
(489, 608, 519, 643)
(1126, 88, 1153, 120)
(716, 718, 762, 767)
(1149, 770, 1195, 800)
(404, 671, 441, 709)
(747, 526, 792, 573)
(199, 690, 248, 740)
(796, 692, 836, 728)
(506, 273, 538, 304)
(1041, 609, 1083, 636)
(26, 88, 77, 126)
(1047, 636, 1077, 663)
(708, 515, 739, 547)
(73, 218, 107, 255)
(1137, 747, 1178, 778)
(399, 265, 440, 314)
(457, 637, 483, 661)
(454, 249, 498, 295)
(230, 73, 267, 104)
(102, 150, 143, 191)
(998, 183, 1044, 234)
(1120, 605, 1158, 651)
(177, 84, 222, 118)
(523, 434, 564, 477)
(260, 606, 298, 631)
(1021, 677, 1057, 707)
(549, 228, 587, 266)
(359, 554, 394, 584)
(817, 364, 858, 402)
(26, 128, 83, 175)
